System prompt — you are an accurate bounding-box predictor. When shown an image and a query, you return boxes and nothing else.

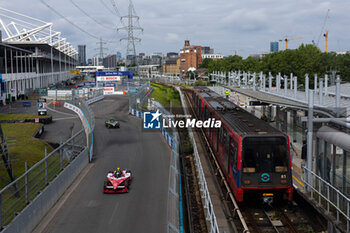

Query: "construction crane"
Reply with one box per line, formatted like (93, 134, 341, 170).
(279, 37, 303, 50)
(316, 9, 330, 47)
(324, 29, 329, 53)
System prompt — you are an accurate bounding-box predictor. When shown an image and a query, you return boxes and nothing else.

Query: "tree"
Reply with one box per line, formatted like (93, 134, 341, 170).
(199, 58, 214, 69)
(207, 44, 350, 85)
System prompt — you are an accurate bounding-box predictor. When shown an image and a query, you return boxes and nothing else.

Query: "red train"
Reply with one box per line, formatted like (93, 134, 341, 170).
(191, 87, 293, 202)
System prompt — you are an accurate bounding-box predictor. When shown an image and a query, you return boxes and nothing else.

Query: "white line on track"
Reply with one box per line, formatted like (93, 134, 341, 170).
(109, 202, 120, 225)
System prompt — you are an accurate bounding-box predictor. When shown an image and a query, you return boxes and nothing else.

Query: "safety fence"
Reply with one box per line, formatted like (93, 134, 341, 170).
(0, 89, 100, 232)
(302, 166, 350, 232)
(128, 81, 151, 112)
(129, 87, 181, 233)
(0, 128, 86, 230)
(176, 87, 220, 233)
(47, 88, 103, 101)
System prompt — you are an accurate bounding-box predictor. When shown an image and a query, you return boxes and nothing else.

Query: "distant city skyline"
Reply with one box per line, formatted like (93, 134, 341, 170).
(1, 0, 349, 58)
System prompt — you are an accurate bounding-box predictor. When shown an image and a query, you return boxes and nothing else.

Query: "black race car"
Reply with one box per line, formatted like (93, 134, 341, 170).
(105, 119, 120, 128)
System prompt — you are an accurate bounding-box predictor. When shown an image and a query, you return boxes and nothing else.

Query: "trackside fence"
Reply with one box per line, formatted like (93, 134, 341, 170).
(176, 87, 220, 233)
(0, 89, 101, 232)
(0, 128, 86, 230)
(129, 87, 181, 233)
(302, 166, 350, 232)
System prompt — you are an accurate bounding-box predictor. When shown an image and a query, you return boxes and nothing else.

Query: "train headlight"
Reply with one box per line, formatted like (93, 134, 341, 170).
(281, 174, 287, 179)
(244, 180, 251, 185)
(281, 179, 287, 184)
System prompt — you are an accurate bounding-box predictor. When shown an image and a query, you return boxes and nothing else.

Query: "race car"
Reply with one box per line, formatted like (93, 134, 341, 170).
(103, 169, 132, 193)
(105, 119, 120, 128)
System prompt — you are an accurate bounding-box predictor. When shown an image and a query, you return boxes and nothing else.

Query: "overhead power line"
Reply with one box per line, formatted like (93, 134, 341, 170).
(109, 0, 122, 18)
(40, 0, 117, 43)
(99, 0, 117, 16)
(70, 0, 116, 31)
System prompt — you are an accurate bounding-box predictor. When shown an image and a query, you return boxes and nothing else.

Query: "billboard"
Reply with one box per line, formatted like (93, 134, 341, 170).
(103, 87, 115, 95)
(96, 76, 121, 81)
(95, 71, 133, 79)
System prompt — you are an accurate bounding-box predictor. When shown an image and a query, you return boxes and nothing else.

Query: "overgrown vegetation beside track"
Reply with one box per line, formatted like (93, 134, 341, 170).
(150, 82, 181, 110)
(0, 123, 53, 188)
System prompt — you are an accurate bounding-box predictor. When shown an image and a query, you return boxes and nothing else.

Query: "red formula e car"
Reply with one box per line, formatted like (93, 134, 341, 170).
(103, 169, 132, 193)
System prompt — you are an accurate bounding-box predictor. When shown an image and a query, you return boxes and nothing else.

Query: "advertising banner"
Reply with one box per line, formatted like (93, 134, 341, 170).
(96, 76, 121, 81)
(103, 87, 115, 95)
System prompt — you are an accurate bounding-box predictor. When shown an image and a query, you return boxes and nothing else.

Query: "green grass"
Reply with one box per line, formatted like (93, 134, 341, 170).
(0, 114, 51, 120)
(0, 123, 54, 187)
(0, 123, 69, 226)
(150, 82, 181, 110)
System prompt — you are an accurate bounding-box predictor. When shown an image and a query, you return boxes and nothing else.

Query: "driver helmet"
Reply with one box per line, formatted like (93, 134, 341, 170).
(117, 167, 120, 172)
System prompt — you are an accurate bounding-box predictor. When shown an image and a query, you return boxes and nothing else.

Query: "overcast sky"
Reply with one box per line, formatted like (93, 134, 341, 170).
(1, 0, 349, 58)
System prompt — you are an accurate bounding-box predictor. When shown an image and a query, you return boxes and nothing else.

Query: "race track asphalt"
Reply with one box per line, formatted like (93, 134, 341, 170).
(37, 95, 171, 233)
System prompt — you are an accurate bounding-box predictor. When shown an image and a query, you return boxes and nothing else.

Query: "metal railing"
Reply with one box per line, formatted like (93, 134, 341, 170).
(211, 71, 350, 112)
(128, 81, 151, 112)
(0, 88, 100, 229)
(302, 166, 350, 232)
(176, 87, 221, 233)
(0, 128, 86, 228)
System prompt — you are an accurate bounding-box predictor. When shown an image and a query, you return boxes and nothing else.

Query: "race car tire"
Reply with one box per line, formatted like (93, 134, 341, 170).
(103, 181, 107, 193)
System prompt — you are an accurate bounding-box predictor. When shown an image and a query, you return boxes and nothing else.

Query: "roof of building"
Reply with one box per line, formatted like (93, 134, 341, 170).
(164, 59, 177, 65)
(0, 42, 33, 54)
(327, 83, 350, 98)
(226, 85, 350, 117)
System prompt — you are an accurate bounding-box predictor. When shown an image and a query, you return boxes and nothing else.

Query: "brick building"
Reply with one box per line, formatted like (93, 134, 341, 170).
(179, 40, 202, 77)
(162, 58, 180, 76)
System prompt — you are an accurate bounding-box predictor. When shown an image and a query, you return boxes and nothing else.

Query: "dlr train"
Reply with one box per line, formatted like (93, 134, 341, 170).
(191, 87, 293, 202)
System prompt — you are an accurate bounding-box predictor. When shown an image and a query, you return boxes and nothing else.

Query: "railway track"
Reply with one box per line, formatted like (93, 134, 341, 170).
(242, 206, 299, 233)
(182, 87, 327, 233)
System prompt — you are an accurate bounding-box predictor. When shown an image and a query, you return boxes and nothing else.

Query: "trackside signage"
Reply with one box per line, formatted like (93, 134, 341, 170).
(143, 110, 221, 129)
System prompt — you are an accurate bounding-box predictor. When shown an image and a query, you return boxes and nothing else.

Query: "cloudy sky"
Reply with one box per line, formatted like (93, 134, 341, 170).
(1, 0, 349, 58)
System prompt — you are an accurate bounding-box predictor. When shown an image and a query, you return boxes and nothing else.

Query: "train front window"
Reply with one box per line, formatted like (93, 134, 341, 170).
(242, 136, 288, 173)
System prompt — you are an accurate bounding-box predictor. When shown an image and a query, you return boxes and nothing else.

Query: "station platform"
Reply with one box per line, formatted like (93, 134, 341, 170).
(209, 85, 349, 233)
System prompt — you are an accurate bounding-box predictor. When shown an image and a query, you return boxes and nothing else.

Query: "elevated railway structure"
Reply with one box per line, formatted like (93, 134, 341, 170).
(183, 86, 328, 233)
(211, 70, 350, 232)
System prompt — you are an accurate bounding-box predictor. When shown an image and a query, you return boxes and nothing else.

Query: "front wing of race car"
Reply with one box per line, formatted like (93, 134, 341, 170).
(103, 179, 130, 193)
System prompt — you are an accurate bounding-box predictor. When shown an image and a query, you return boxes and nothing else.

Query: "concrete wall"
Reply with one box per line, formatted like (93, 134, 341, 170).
(2, 148, 89, 233)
